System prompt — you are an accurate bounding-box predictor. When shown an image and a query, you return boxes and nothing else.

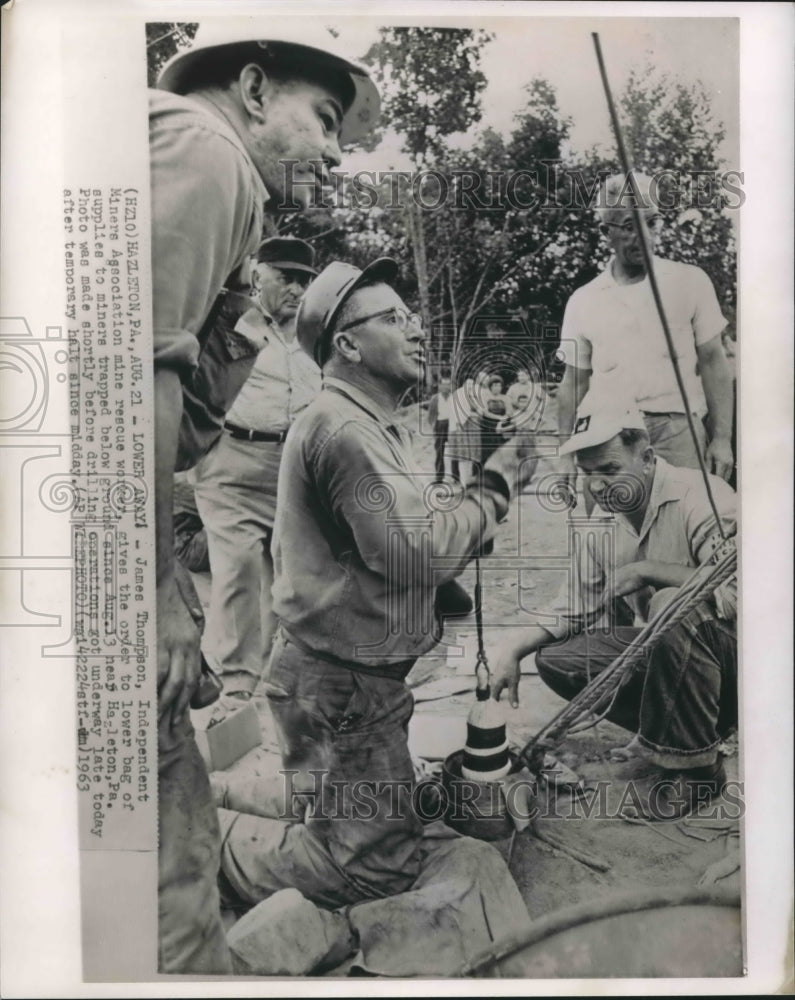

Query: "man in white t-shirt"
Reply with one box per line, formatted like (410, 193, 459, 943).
(557, 173, 734, 500)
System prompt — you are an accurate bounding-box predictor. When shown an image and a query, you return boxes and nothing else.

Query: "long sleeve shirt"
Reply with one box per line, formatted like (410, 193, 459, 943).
(271, 377, 510, 672)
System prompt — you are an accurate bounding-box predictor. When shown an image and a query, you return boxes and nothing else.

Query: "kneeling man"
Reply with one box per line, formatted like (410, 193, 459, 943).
(493, 391, 737, 819)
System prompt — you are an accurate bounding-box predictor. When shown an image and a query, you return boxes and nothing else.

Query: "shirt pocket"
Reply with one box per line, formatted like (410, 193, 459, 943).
(176, 291, 262, 467)
(191, 291, 262, 417)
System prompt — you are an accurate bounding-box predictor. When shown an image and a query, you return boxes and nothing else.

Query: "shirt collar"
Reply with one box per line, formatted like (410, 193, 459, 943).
(615, 456, 679, 539)
(323, 376, 401, 430)
(593, 254, 670, 290)
(180, 92, 270, 208)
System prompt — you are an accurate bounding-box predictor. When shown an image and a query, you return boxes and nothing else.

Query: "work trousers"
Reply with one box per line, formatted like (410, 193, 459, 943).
(194, 433, 282, 695)
(536, 597, 737, 770)
(643, 411, 708, 471)
(218, 631, 425, 910)
(159, 716, 232, 973)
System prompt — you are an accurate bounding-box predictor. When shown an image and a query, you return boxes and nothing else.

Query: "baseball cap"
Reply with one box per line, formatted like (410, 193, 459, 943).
(157, 21, 380, 146)
(256, 236, 317, 274)
(296, 258, 399, 366)
(559, 389, 647, 456)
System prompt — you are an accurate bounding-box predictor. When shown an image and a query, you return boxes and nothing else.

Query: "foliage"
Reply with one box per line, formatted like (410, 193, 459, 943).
(362, 27, 492, 166)
(144, 25, 737, 372)
(145, 23, 198, 87)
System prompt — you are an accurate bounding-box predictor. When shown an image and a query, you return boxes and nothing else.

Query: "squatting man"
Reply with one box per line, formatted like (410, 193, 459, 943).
(493, 389, 737, 821)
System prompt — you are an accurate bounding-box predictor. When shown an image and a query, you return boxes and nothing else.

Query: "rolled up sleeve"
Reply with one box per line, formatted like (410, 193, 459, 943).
(316, 421, 505, 584)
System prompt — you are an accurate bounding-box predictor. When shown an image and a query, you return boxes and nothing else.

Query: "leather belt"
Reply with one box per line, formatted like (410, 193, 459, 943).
(224, 421, 288, 443)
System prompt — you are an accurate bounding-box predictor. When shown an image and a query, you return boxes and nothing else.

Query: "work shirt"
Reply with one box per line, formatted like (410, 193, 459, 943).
(559, 256, 727, 417)
(226, 307, 321, 433)
(149, 89, 268, 467)
(544, 458, 737, 640)
(271, 377, 510, 671)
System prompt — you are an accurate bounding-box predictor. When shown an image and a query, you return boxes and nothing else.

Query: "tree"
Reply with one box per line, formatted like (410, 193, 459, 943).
(617, 66, 737, 327)
(361, 27, 492, 383)
(145, 23, 198, 87)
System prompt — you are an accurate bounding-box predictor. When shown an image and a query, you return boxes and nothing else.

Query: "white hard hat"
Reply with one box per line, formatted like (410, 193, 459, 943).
(157, 20, 380, 146)
(559, 387, 647, 455)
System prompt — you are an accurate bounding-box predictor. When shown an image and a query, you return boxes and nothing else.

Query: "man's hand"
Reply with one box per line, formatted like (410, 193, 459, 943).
(603, 561, 649, 603)
(157, 574, 202, 727)
(706, 435, 733, 482)
(546, 455, 578, 510)
(491, 644, 523, 709)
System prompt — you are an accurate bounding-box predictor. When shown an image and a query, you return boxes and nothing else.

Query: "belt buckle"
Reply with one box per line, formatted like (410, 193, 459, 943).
(247, 428, 256, 441)
(278, 429, 288, 444)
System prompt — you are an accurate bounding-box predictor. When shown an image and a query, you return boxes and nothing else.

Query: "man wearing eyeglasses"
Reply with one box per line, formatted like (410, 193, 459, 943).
(556, 172, 734, 504)
(193, 237, 321, 707)
(215, 258, 532, 926)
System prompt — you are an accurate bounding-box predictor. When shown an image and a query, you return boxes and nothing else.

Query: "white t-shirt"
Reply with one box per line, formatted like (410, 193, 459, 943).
(559, 257, 727, 416)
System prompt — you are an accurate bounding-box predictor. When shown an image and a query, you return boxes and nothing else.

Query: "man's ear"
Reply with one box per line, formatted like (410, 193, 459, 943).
(237, 63, 273, 123)
(332, 331, 361, 364)
(641, 445, 654, 470)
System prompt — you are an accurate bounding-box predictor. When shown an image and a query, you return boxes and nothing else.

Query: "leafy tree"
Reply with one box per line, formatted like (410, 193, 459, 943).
(146, 22, 198, 87)
(361, 27, 492, 383)
(617, 66, 737, 326)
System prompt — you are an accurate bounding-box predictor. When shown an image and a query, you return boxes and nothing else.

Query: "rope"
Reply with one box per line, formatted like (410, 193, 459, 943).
(474, 555, 489, 675)
(591, 33, 728, 541)
(518, 534, 737, 769)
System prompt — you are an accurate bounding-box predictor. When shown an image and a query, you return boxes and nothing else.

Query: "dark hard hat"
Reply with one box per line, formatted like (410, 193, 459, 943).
(256, 237, 317, 274)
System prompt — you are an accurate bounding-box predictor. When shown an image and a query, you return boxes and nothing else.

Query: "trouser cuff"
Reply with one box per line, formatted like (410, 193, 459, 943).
(638, 735, 720, 770)
(220, 670, 259, 696)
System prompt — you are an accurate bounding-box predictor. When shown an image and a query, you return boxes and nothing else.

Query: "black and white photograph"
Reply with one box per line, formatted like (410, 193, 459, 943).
(0, 1, 792, 994)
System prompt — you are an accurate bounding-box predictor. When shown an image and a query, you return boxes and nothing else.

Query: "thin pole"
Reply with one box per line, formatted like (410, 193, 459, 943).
(591, 33, 727, 540)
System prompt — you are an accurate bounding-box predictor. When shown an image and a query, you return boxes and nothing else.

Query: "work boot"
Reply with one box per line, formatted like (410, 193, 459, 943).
(626, 757, 727, 822)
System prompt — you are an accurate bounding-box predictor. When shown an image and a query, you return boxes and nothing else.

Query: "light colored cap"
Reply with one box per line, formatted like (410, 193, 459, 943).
(560, 389, 647, 455)
(157, 21, 380, 146)
(296, 257, 399, 367)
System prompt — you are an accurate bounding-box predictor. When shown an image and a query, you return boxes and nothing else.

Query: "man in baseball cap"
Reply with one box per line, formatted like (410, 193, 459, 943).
(214, 258, 533, 941)
(150, 24, 379, 975)
(493, 388, 738, 821)
(194, 236, 320, 712)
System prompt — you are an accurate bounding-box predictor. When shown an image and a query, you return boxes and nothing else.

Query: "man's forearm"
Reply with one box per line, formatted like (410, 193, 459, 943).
(558, 365, 589, 438)
(642, 561, 692, 590)
(699, 343, 733, 441)
(508, 625, 560, 658)
(155, 368, 184, 585)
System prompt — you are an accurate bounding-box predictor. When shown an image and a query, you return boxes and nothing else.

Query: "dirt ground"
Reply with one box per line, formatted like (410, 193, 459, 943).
(190, 397, 742, 974)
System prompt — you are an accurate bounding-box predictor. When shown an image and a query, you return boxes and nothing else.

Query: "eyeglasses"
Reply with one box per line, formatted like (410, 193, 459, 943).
(601, 215, 664, 235)
(338, 306, 423, 333)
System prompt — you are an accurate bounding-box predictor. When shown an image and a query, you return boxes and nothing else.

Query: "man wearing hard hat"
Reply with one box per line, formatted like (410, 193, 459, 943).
(492, 388, 737, 821)
(213, 258, 533, 923)
(150, 24, 379, 974)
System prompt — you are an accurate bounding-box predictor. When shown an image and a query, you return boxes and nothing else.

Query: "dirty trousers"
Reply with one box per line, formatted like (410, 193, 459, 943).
(218, 632, 425, 909)
(536, 603, 737, 769)
(158, 713, 232, 973)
